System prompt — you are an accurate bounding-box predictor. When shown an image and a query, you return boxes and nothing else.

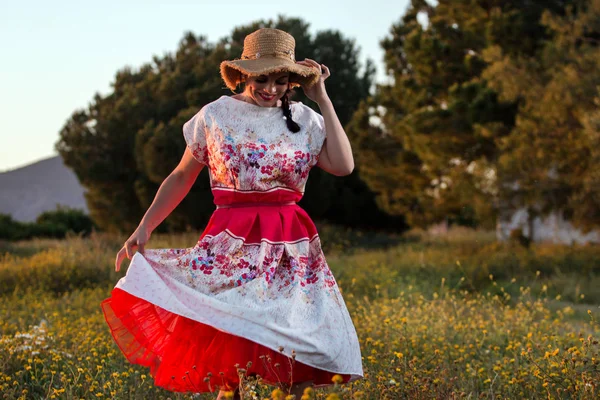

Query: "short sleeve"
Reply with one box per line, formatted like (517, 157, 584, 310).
(183, 107, 209, 166)
(309, 109, 327, 167)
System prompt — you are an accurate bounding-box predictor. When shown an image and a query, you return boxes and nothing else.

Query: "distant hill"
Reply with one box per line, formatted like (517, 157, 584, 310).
(0, 156, 88, 222)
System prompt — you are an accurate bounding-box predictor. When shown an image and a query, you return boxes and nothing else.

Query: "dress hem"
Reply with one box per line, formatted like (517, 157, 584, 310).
(101, 288, 363, 393)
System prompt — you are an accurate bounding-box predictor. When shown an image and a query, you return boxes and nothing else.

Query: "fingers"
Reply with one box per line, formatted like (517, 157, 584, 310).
(296, 58, 321, 71)
(115, 231, 149, 272)
(115, 248, 126, 272)
(303, 58, 321, 69)
(295, 60, 314, 71)
(125, 239, 135, 260)
(296, 59, 330, 79)
(321, 64, 330, 79)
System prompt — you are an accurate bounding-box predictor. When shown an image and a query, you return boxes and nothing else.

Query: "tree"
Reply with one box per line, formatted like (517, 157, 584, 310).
(56, 33, 221, 232)
(347, 0, 574, 229)
(483, 0, 600, 232)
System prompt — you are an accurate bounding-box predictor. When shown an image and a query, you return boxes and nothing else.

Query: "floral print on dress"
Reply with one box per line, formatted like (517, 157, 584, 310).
(183, 96, 327, 194)
(147, 231, 339, 306)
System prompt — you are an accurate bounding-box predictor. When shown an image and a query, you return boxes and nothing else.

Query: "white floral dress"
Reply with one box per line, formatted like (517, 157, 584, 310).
(101, 95, 364, 393)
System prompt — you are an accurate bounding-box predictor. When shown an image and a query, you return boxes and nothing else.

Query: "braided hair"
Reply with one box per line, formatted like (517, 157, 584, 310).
(281, 88, 300, 133)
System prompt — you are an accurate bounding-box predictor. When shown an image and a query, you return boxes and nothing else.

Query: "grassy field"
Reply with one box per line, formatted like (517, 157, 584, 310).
(0, 226, 599, 399)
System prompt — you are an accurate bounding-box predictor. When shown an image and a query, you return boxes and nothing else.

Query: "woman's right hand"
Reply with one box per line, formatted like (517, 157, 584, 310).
(115, 225, 152, 272)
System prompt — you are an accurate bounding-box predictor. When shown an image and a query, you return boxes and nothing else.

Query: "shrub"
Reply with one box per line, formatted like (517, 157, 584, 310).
(35, 205, 96, 236)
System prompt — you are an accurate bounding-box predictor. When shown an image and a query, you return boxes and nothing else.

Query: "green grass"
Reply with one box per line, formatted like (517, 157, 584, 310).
(1, 225, 599, 399)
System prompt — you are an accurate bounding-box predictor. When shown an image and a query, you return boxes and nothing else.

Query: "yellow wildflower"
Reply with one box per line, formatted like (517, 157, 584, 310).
(271, 388, 285, 400)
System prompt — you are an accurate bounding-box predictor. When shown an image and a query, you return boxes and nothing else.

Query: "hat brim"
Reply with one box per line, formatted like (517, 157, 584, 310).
(220, 58, 320, 92)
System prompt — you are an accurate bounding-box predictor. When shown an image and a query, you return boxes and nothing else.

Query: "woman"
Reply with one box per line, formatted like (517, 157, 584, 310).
(101, 28, 363, 399)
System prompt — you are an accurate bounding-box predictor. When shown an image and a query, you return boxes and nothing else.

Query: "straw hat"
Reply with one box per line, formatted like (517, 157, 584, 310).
(220, 28, 321, 92)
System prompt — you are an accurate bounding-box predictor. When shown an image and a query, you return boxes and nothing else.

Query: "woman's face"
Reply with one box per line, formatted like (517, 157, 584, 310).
(243, 72, 290, 107)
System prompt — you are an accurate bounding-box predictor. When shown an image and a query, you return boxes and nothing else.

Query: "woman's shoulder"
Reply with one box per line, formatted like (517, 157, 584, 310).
(203, 95, 228, 110)
(191, 96, 232, 120)
(291, 101, 323, 120)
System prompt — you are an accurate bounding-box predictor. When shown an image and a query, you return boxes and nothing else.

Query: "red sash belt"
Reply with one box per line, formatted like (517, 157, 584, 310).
(215, 201, 297, 209)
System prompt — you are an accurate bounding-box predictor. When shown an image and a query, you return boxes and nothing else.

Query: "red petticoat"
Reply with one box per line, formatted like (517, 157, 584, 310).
(101, 288, 351, 393)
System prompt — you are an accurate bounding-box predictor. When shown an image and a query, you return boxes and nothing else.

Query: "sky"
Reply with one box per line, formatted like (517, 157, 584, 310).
(0, 0, 409, 172)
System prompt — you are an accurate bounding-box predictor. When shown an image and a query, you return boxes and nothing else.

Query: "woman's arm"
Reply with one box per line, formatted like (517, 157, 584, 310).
(315, 97, 355, 176)
(138, 148, 204, 232)
(295, 58, 355, 176)
(115, 147, 204, 271)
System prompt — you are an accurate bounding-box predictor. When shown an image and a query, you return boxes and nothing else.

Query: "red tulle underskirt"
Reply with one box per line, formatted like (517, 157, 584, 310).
(100, 288, 351, 393)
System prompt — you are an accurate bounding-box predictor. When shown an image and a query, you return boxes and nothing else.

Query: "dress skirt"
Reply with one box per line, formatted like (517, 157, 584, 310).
(100, 189, 363, 393)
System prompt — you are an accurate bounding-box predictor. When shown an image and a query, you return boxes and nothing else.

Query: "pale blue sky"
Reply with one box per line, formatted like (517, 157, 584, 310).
(0, 0, 409, 172)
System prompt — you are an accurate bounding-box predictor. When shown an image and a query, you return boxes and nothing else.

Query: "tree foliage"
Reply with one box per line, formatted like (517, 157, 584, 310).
(346, 0, 591, 230)
(483, 0, 600, 232)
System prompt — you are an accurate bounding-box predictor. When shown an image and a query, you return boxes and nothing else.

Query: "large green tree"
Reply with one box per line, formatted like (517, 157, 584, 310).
(347, 0, 574, 229)
(56, 16, 393, 233)
(483, 0, 600, 232)
(56, 34, 223, 233)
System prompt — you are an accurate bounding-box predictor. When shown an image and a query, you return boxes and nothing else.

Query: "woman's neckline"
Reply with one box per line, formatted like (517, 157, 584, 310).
(220, 95, 301, 110)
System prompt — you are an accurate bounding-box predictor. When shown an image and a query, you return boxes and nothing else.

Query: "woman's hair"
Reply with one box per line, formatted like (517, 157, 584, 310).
(281, 88, 300, 133)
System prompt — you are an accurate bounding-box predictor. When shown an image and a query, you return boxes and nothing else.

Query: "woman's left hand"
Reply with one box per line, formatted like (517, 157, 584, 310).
(296, 58, 330, 104)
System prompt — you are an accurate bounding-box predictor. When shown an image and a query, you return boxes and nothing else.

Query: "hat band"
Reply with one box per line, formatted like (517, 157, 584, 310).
(241, 50, 295, 62)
